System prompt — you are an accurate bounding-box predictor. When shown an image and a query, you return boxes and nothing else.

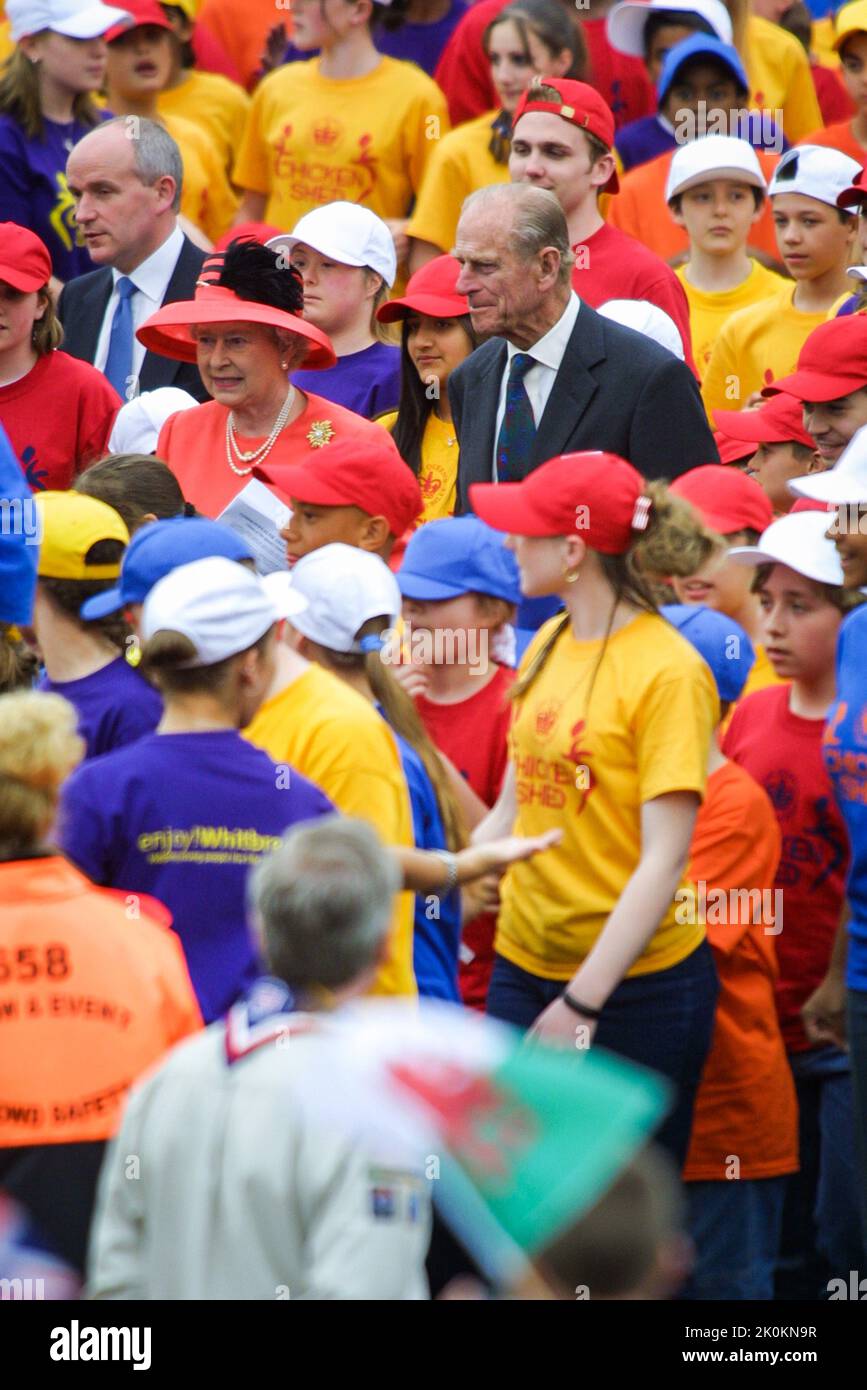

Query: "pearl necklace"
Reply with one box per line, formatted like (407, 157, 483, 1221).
(225, 386, 296, 476)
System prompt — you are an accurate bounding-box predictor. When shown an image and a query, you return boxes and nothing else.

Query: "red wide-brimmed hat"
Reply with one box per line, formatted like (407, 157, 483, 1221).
(137, 282, 337, 369)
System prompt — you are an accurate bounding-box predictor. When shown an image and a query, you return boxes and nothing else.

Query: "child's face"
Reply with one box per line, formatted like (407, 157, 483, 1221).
(803, 388, 867, 464)
(668, 537, 755, 617)
(289, 244, 376, 337)
(771, 193, 856, 281)
(401, 593, 502, 665)
(107, 26, 173, 98)
(281, 500, 376, 565)
(406, 314, 473, 394)
(646, 23, 696, 84)
(509, 114, 608, 219)
(757, 563, 842, 682)
(840, 33, 867, 110)
(746, 441, 818, 513)
(660, 61, 742, 128)
(486, 18, 571, 114)
(505, 533, 573, 597)
(673, 179, 761, 255)
(827, 510, 867, 588)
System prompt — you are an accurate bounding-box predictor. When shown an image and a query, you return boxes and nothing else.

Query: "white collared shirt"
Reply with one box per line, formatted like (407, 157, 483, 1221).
(492, 292, 580, 479)
(94, 224, 186, 391)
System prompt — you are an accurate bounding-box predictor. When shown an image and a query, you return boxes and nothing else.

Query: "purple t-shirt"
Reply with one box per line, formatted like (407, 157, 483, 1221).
(292, 341, 401, 420)
(0, 114, 99, 282)
(57, 730, 335, 1022)
(39, 656, 163, 759)
(615, 111, 788, 172)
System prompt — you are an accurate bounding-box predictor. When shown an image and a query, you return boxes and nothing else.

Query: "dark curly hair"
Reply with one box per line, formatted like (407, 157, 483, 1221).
(203, 238, 305, 315)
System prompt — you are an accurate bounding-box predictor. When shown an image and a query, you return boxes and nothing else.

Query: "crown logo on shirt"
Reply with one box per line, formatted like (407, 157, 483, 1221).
(535, 700, 562, 741)
(313, 119, 341, 147)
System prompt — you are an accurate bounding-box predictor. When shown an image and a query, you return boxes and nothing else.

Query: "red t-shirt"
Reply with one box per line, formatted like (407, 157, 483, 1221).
(416, 662, 516, 1010)
(433, 4, 654, 130)
(0, 351, 120, 492)
(573, 222, 696, 373)
(723, 683, 850, 1052)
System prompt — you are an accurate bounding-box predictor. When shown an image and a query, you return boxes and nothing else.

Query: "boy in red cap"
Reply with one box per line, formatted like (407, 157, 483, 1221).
(508, 77, 696, 369)
(714, 393, 824, 515)
(760, 315, 867, 468)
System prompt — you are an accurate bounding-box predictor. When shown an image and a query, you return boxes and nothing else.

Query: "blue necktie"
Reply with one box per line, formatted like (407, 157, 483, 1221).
(104, 276, 137, 400)
(495, 352, 536, 483)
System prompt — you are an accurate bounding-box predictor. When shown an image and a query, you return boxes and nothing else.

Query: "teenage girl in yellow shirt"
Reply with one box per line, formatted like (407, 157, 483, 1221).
(470, 451, 722, 1166)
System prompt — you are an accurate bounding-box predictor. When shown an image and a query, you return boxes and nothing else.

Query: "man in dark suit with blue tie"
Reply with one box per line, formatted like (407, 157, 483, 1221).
(58, 117, 209, 405)
(449, 184, 718, 515)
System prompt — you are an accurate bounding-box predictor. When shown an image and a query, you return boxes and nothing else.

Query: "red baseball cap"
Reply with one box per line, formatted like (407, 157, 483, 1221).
(469, 451, 650, 552)
(106, 0, 172, 40)
(376, 255, 468, 323)
(512, 78, 619, 194)
(713, 427, 758, 466)
(790, 496, 833, 513)
(0, 223, 52, 291)
(670, 464, 773, 534)
(257, 433, 423, 537)
(837, 163, 867, 209)
(213, 222, 284, 253)
(761, 316, 867, 402)
(714, 393, 815, 449)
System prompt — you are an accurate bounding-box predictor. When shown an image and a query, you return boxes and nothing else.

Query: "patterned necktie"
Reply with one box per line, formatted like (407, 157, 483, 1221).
(495, 352, 536, 483)
(104, 276, 138, 400)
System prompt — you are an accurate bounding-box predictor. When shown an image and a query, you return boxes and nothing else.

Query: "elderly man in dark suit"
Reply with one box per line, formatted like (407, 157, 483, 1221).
(59, 117, 208, 405)
(449, 184, 718, 513)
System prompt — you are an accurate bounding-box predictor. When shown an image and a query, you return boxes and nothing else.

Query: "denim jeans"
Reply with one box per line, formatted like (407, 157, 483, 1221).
(683, 1177, 787, 1300)
(775, 1045, 865, 1300)
(848, 988, 867, 1251)
(486, 939, 719, 1168)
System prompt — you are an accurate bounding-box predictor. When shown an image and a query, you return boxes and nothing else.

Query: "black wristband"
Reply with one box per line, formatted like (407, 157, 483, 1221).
(562, 991, 603, 1021)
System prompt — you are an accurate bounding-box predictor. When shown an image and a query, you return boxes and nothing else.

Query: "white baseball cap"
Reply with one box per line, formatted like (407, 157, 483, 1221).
(665, 134, 766, 202)
(108, 387, 199, 455)
(789, 423, 867, 504)
(285, 543, 401, 653)
(267, 202, 397, 289)
(598, 299, 685, 359)
(728, 510, 843, 585)
(606, 0, 731, 57)
(141, 556, 307, 667)
(7, 0, 132, 41)
(769, 145, 864, 210)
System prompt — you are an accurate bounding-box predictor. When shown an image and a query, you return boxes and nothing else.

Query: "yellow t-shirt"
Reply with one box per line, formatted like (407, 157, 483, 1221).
(163, 111, 238, 242)
(700, 283, 829, 418)
(676, 261, 788, 378)
(379, 409, 458, 524)
(233, 56, 450, 227)
(244, 662, 417, 998)
(744, 14, 822, 144)
(406, 110, 509, 255)
(158, 70, 251, 186)
(496, 612, 718, 981)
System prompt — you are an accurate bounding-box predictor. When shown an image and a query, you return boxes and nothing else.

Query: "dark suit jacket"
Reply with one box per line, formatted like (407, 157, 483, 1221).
(57, 234, 209, 404)
(449, 300, 719, 513)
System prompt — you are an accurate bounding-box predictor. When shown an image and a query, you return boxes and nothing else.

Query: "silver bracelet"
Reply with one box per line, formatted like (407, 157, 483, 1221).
(432, 849, 458, 895)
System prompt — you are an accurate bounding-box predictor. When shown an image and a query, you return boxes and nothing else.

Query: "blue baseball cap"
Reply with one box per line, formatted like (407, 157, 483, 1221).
(0, 425, 37, 626)
(79, 516, 254, 620)
(397, 516, 522, 604)
(657, 33, 748, 105)
(661, 603, 755, 703)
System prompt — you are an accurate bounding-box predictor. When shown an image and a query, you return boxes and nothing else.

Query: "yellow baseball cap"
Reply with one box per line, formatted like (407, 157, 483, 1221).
(834, 0, 867, 48)
(35, 492, 129, 581)
(162, 0, 198, 19)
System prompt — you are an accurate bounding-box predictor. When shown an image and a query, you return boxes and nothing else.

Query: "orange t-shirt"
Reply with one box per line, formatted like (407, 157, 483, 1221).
(0, 856, 202, 1148)
(157, 393, 391, 518)
(799, 119, 866, 162)
(607, 148, 782, 265)
(197, 0, 285, 91)
(682, 761, 798, 1182)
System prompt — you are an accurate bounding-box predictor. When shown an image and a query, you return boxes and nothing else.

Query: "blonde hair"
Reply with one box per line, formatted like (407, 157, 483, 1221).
(0, 691, 84, 855)
(0, 45, 102, 140)
(512, 479, 722, 699)
(0, 624, 39, 693)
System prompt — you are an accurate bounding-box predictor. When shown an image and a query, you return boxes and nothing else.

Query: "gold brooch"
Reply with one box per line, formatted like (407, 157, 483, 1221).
(307, 420, 335, 448)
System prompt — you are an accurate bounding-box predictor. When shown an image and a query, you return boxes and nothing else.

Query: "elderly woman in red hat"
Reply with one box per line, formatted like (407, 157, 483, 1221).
(376, 255, 480, 525)
(0, 222, 121, 491)
(139, 237, 393, 518)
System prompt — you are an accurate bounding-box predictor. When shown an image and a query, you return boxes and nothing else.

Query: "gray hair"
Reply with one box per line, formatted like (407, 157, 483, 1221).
(248, 816, 401, 991)
(98, 116, 184, 212)
(461, 184, 574, 286)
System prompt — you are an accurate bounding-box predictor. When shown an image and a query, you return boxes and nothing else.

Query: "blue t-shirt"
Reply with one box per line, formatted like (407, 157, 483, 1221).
(57, 730, 335, 1022)
(292, 342, 401, 420)
(0, 114, 100, 282)
(387, 723, 461, 1002)
(824, 605, 867, 991)
(39, 656, 163, 759)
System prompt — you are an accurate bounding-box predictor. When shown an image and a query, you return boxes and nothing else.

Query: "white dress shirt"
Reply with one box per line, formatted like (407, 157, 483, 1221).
(94, 224, 186, 386)
(492, 292, 581, 479)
